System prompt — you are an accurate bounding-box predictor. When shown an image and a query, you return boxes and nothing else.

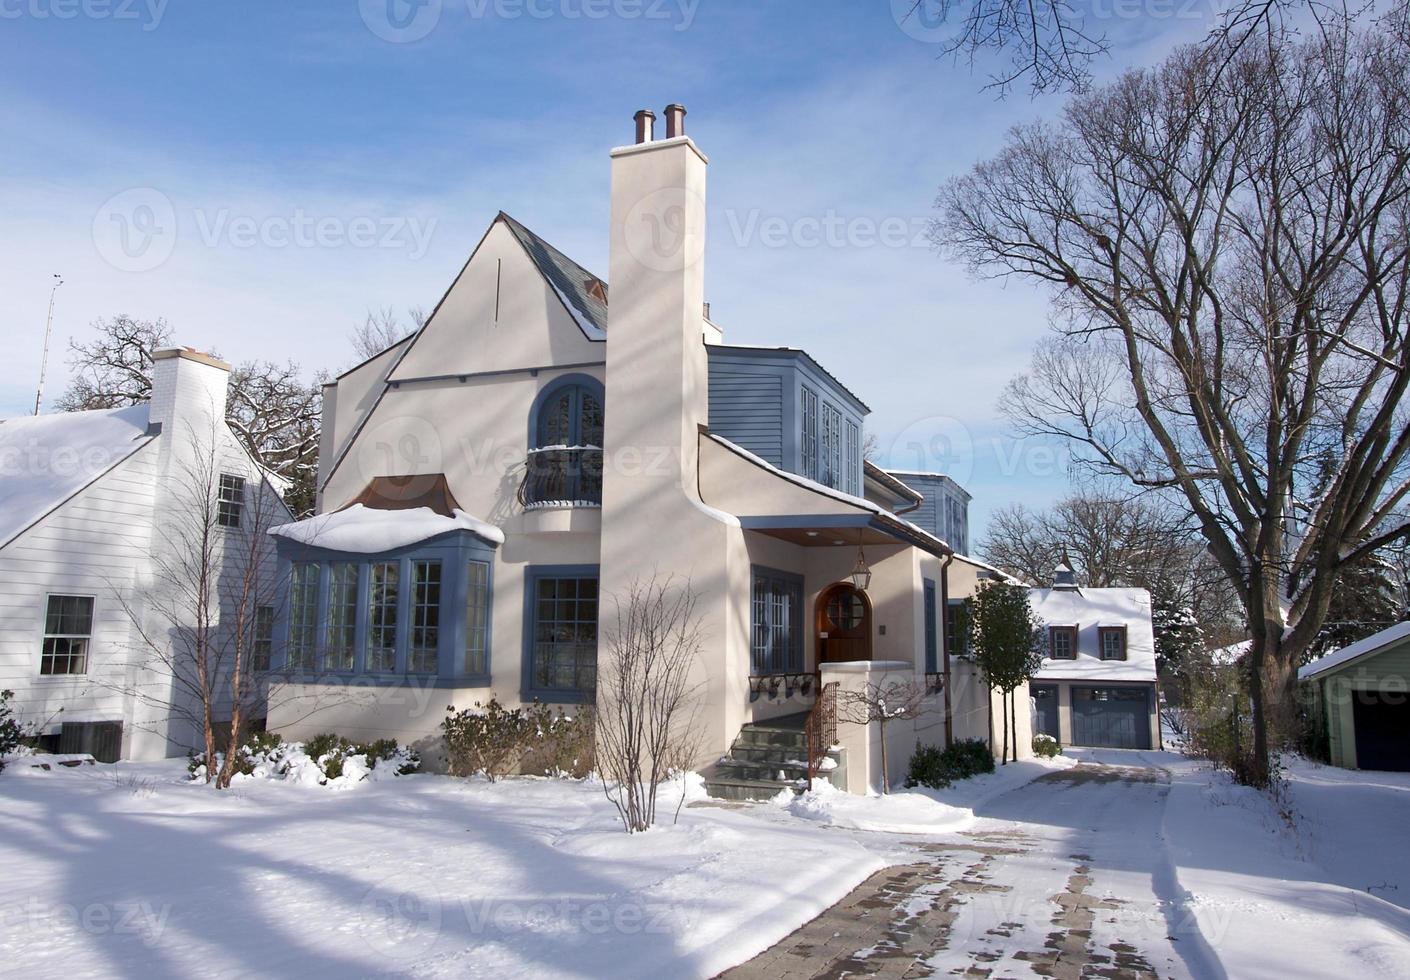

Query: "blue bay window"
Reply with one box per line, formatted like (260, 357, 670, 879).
(274, 529, 497, 685)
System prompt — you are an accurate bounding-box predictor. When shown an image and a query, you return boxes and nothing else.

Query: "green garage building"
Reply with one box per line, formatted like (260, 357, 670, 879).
(1301, 622, 1410, 772)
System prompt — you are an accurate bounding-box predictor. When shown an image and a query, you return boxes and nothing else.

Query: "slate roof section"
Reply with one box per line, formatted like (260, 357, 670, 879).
(499, 212, 608, 340)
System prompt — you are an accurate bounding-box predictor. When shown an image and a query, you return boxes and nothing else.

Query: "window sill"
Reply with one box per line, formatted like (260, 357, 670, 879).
(268, 672, 493, 689)
(521, 687, 592, 705)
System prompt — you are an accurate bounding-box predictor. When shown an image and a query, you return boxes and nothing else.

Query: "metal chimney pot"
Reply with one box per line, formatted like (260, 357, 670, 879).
(664, 103, 686, 138)
(634, 108, 656, 144)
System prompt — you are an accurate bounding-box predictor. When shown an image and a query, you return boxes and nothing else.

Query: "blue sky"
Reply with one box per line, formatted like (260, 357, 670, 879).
(0, 0, 1212, 544)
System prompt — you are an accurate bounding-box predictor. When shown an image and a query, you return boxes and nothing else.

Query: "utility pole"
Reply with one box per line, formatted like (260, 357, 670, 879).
(34, 274, 63, 416)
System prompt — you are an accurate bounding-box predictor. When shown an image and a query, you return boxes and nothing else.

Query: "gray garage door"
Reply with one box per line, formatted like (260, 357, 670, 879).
(1071, 686, 1152, 749)
(1031, 684, 1060, 740)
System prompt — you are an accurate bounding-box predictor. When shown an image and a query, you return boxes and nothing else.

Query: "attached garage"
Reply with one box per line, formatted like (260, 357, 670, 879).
(1301, 622, 1410, 772)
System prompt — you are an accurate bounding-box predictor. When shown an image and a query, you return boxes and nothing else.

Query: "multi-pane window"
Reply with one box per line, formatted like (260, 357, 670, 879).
(530, 574, 598, 694)
(945, 599, 970, 658)
(324, 563, 359, 672)
(821, 403, 843, 489)
(800, 386, 818, 481)
(845, 421, 860, 496)
(252, 605, 275, 671)
(1049, 625, 1078, 660)
(923, 581, 938, 673)
(288, 563, 319, 671)
(40, 595, 94, 675)
(1099, 626, 1127, 661)
(750, 569, 803, 674)
(464, 560, 490, 676)
(217, 474, 245, 528)
(366, 561, 399, 672)
(408, 560, 442, 674)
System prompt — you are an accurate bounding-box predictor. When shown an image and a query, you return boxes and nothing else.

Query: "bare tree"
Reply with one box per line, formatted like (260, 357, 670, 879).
(349, 306, 425, 362)
(936, 12, 1410, 783)
(837, 679, 924, 792)
(105, 422, 288, 788)
(595, 575, 706, 833)
(58, 316, 323, 516)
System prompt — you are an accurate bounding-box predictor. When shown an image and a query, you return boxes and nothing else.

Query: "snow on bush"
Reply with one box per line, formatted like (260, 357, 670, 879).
(1032, 733, 1061, 758)
(443, 697, 594, 781)
(188, 732, 419, 789)
(0, 689, 31, 773)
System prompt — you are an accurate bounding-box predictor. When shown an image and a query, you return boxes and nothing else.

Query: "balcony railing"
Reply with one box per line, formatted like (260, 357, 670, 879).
(518, 447, 604, 509)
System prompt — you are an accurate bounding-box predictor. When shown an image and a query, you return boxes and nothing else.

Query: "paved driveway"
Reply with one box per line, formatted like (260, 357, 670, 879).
(725, 754, 1204, 979)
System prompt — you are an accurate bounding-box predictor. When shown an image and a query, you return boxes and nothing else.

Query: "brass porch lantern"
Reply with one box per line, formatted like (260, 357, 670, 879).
(849, 536, 872, 592)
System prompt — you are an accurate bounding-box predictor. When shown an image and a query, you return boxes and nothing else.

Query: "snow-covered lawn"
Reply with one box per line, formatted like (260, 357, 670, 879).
(0, 760, 892, 978)
(1126, 749, 1410, 977)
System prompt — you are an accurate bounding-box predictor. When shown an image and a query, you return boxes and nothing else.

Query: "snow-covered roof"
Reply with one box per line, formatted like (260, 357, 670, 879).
(1299, 621, 1410, 680)
(270, 504, 505, 552)
(1029, 586, 1157, 682)
(0, 404, 155, 550)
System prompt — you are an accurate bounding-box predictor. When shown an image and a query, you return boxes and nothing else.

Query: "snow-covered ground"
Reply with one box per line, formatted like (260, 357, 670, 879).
(3, 749, 1408, 978)
(0, 760, 890, 978)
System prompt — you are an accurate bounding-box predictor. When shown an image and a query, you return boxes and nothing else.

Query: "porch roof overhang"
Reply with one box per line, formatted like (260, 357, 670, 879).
(738, 512, 951, 558)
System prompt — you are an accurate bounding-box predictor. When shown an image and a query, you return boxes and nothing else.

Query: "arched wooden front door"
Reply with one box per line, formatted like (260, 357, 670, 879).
(816, 583, 872, 664)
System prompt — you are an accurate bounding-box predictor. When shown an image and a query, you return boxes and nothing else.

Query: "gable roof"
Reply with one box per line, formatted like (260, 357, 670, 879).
(0, 404, 156, 550)
(499, 212, 607, 341)
(1299, 621, 1410, 680)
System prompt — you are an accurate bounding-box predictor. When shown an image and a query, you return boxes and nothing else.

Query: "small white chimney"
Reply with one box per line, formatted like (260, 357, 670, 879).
(148, 347, 232, 435)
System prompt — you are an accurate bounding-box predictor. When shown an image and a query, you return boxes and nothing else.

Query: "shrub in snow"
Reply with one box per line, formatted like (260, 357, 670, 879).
(905, 738, 995, 790)
(1032, 733, 1061, 758)
(522, 708, 596, 779)
(0, 689, 33, 772)
(189, 731, 419, 787)
(443, 697, 537, 781)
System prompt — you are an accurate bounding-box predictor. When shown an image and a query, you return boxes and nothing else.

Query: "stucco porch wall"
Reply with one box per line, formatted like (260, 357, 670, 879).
(821, 661, 946, 793)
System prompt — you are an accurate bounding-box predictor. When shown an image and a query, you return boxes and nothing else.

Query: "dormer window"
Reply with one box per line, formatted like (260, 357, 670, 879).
(1049, 625, 1077, 660)
(1099, 626, 1128, 661)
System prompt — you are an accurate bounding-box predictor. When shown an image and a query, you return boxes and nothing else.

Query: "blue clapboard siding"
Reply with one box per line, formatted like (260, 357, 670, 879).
(708, 370, 785, 466)
(707, 346, 868, 490)
(886, 471, 971, 554)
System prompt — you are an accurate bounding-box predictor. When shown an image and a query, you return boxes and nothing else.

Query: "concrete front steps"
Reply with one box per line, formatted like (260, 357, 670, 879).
(702, 712, 843, 802)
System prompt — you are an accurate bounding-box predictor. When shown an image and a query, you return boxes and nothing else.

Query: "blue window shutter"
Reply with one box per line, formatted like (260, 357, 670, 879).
(923, 581, 938, 673)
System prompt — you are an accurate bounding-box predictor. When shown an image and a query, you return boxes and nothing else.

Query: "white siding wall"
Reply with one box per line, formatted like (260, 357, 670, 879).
(0, 442, 160, 755)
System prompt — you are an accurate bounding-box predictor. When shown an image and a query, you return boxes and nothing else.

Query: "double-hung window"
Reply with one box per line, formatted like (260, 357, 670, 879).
(217, 474, 245, 528)
(945, 598, 971, 658)
(750, 568, 803, 674)
(366, 561, 399, 672)
(288, 563, 320, 670)
(1099, 626, 1128, 661)
(409, 560, 442, 674)
(324, 563, 358, 672)
(1049, 625, 1078, 660)
(40, 595, 94, 675)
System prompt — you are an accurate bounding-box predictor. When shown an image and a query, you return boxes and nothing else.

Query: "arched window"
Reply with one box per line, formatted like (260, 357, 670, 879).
(522, 377, 605, 508)
(534, 382, 604, 449)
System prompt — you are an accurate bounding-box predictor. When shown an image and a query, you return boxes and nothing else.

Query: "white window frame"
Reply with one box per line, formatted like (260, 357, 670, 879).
(40, 593, 95, 676)
(217, 473, 246, 528)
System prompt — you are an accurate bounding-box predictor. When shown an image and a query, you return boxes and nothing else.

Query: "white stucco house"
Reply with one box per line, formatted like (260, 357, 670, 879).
(0, 349, 292, 761)
(264, 105, 1003, 796)
(1028, 564, 1161, 750)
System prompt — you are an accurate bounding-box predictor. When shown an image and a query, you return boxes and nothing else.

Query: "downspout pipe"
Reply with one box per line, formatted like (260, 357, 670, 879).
(940, 553, 955, 748)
